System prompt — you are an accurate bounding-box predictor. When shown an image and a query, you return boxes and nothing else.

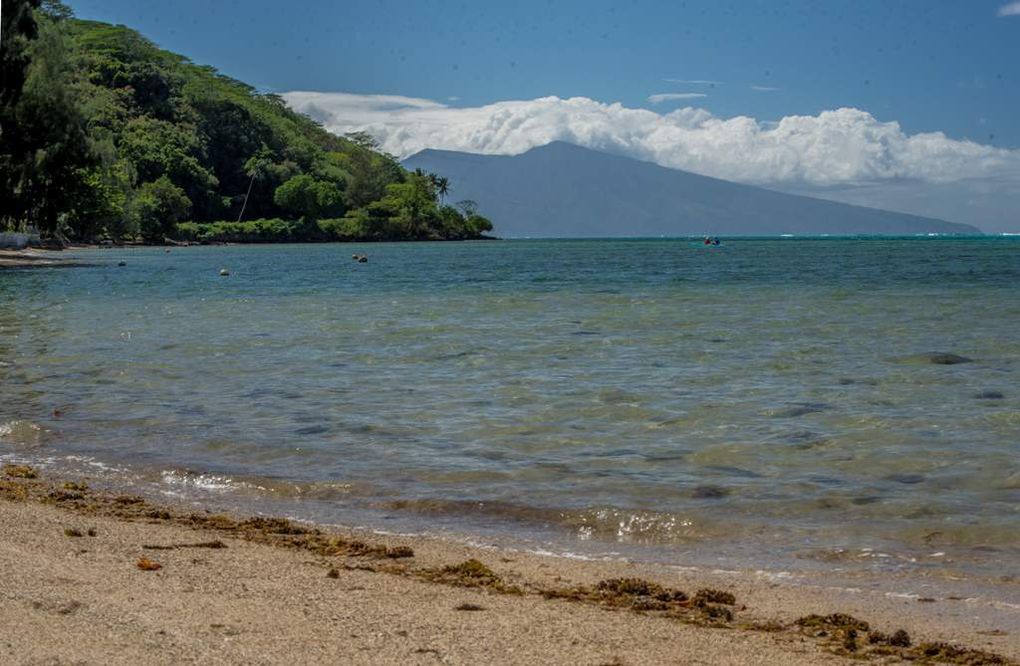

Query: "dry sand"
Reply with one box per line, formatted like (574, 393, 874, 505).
(0, 468, 1016, 665)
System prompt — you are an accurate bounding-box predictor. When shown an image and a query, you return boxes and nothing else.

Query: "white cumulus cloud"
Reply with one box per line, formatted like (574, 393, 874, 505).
(647, 93, 708, 103)
(282, 91, 1020, 188)
(998, 2, 1020, 16)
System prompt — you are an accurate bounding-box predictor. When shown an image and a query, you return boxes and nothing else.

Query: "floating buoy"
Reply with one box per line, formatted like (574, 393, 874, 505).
(219, 268, 230, 276)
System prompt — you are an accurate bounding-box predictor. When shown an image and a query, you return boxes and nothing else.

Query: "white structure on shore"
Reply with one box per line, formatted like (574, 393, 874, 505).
(0, 228, 42, 249)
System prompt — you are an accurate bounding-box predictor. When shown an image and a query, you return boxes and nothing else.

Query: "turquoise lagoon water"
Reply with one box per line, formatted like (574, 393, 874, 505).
(1, 238, 1018, 579)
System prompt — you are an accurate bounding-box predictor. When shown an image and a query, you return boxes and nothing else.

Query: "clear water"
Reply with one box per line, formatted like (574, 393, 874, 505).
(2, 238, 1018, 580)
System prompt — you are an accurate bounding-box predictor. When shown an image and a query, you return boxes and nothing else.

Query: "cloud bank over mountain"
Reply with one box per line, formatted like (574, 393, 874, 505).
(283, 92, 1020, 231)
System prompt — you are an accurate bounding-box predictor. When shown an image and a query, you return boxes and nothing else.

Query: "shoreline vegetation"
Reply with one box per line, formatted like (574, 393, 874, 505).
(1, 1, 493, 246)
(1, 465, 1016, 665)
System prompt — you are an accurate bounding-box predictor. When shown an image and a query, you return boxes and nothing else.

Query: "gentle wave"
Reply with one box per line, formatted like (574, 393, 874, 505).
(0, 420, 50, 449)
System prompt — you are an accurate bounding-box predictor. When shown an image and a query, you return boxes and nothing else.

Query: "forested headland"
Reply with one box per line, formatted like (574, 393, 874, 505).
(0, 0, 493, 244)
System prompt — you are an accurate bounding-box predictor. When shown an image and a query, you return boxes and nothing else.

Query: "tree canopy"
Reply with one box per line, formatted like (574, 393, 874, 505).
(0, 1, 493, 243)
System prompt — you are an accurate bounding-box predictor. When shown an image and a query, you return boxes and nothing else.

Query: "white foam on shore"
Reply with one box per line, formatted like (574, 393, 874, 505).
(755, 569, 797, 581)
(0, 419, 47, 447)
(523, 547, 609, 562)
(65, 455, 128, 473)
(160, 469, 239, 493)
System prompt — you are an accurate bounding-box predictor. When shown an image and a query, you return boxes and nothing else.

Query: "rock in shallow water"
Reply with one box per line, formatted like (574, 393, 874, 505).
(837, 377, 880, 386)
(923, 352, 974, 365)
(891, 352, 975, 365)
(705, 466, 762, 479)
(973, 390, 1005, 400)
(691, 485, 730, 499)
(766, 403, 831, 418)
(884, 473, 926, 485)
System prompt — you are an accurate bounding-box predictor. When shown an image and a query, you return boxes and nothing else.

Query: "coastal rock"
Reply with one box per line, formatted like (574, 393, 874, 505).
(765, 403, 830, 418)
(884, 473, 926, 485)
(926, 352, 973, 365)
(295, 425, 330, 436)
(973, 390, 1005, 400)
(781, 430, 819, 443)
(705, 466, 762, 479)
(891, 352, 976, 365)
(691, 485, 730, 499)
(837, 377, 879, 386)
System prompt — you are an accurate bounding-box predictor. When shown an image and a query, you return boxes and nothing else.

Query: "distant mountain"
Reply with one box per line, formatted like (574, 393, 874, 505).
(403, 142, 979, 237)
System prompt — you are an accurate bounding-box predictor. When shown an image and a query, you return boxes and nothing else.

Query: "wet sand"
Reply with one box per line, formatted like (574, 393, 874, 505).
(0, 248, 80, 269)
(0, 467, 1015, 665)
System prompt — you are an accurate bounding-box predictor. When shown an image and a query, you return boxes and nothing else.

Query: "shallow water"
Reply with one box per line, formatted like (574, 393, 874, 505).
(1, 238, 1018, 580)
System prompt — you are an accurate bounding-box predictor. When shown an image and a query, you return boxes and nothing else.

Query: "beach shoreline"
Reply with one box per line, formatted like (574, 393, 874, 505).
(0, 248, 84, 269)
(1, 465, 1015, 665)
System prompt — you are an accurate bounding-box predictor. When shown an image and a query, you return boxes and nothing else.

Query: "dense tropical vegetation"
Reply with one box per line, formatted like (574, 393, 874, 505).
(0, 0, 493, 243)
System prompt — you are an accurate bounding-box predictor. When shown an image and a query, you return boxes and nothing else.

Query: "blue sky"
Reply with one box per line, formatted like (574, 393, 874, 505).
(67, 0, 1020, 231)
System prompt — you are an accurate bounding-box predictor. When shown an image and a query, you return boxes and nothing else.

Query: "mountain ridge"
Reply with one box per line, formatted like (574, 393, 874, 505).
(403, 141, 979, 237)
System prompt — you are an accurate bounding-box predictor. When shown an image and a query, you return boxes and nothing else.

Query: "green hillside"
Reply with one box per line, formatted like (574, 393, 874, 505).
(0, 0, 492, 243)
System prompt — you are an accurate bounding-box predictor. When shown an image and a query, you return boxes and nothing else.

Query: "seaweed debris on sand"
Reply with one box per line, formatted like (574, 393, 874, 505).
(0, 469, 1015, 666)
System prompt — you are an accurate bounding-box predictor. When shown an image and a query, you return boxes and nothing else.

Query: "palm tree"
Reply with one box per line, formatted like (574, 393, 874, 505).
(236, 158, 268, 223)
(435, 176, 450, 205)
(426, 173, 451, 204)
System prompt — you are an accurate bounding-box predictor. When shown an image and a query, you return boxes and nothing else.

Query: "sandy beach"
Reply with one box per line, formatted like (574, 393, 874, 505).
(0, 466, 1015, 665)
(0, 248, 81, 269)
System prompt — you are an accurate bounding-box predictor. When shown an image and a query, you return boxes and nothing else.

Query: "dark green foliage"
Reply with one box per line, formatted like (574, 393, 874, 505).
(72, 155, 137, 240)
(2, 2, 93, 234)
(273, 174, 344, 220)
(9, 13, 94, 235)
(118, 117, 217, 203)
(0, 2, 492, 242)
(1, 0, 41, 108)
(133, 176, 191, 241)
(175, 219, 296, 243)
